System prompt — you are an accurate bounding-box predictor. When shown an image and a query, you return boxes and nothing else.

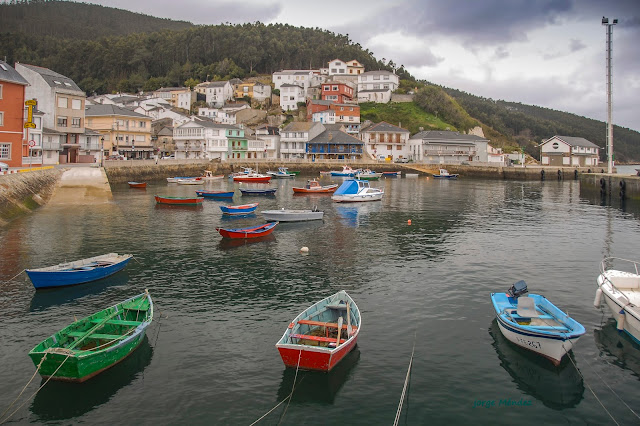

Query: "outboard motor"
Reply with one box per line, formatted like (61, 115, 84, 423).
(507, 280, 528, 298)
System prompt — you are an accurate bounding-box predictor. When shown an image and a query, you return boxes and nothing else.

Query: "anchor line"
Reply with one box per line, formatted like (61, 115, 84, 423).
(393, 331, 416, 426)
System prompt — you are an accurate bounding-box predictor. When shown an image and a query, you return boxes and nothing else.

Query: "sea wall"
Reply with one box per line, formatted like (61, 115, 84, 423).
(580, 173, 640, 201)
(0, 169, 63, 226)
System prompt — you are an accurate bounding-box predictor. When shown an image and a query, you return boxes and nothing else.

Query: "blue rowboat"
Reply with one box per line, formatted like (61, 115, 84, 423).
(239, 188, 277, 196)
(490, 280, 585, 366)
(25, 253, 133, 289)
(195, 190, 235, 198)
(220, 202, 259, 215)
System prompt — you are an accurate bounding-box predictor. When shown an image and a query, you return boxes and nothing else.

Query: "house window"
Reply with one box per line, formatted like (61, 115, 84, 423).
(384, 75, 389, 80)
(57, 97, 68, 108)
(374, 75, 380, 80)
(57, 116, 68, 127)
(335, 62, 342, 66)
(0, 143, 10, 159)
(339, 69, 345, 73)
(384, 84, 389, 89)
(139, 121, 145, 128)
(0, 111, 3, 126)
(387, 145, 392, 150)
(350, 107, 353, 111)
(324, 86, 330, 91)
(0, 84, 3, 99)
(72, 99, 82, 110)
(333, 86, 338, 91)
(552, 142, 559, 149)
(71, 117, 81, 128)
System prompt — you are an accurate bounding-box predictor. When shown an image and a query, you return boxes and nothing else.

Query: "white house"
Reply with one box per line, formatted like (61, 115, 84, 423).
(272, 70, 314, 92)
(346, 60, 365, 76)
(474, 140, 506, 166)
(328, 59, 348, 76)
(409, 130, 480, 164)
(360, 121, 411, 161)
(279, 122, 325, 159)
(312, 110, 336, 125)
(173, 117, 242, 161)
(134, 104, 189, 127)
(255, 125, 280, 159)
(358, 71, 400, 92)
(357, 89, 392, 104)
(202, 81, 233, 107)
(177, 90, 196, 111)
(540, 135, 600, 167)
(279, 84, 305, 111)
(198, 107, 237, 124)
(252, 82, 272, 101)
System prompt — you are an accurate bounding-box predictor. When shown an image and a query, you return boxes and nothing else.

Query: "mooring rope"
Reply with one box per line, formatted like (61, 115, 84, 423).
(0, 354, 47, 420)
(0, 352, 71, 425)
(561, 343, 619, 426)
(278, 350, 302, 425)
(3, 269, 25, 283)
(393, 332, 416, 426)
(250, 350, 302, 426)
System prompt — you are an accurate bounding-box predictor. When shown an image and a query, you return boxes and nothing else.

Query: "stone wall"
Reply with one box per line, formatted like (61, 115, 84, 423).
(0, 169, 63, 226)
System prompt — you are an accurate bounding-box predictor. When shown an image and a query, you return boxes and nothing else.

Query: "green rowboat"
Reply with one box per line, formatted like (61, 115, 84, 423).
(28, 291, 153, 382)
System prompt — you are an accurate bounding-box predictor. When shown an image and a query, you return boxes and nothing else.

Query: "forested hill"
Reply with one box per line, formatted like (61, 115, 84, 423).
(0, 0, 193, 39)
(443, 87, 640, 163)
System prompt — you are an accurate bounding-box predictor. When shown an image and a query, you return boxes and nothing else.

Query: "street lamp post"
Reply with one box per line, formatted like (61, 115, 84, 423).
(100, 136, 104, 167)
(602, 16, 618, 174)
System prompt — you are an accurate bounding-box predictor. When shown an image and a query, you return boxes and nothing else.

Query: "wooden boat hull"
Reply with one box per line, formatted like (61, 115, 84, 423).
(233, 176, 271, 183)
(220, 203, 259, 215)
(433, 175, 459, 179)
(176, 179, 204, 185)
(26, 254, 132, 289)
(216, 221, 278, 239)
(491, 292, 585, 365)
(195, 191, 234, 198)
(154, 195, 204, 206)
(382, 171, 401, 177)
(292, 185, 338, 193)
(276, 290, 361, 372)
(28, 292, 153, 382)
(262, 210, 324, 222)
(127, 182, 147, 188)
(239, 188, 277, 195)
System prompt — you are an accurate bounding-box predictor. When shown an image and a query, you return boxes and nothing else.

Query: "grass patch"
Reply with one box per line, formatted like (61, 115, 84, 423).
(359, 102, 455, 134)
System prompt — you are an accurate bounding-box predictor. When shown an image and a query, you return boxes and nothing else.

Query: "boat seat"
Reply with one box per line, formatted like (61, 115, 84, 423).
(90, 319, 142, 326)
(517, 297, 539, 318)
(290, 333, 347, 344)
(529, 326, 570, 331)
(298, 319, 357, 331)
(67, 331, 124, 340)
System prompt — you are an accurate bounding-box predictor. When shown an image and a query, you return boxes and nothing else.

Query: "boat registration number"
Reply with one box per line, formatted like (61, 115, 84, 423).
(516, 337, 541, 349)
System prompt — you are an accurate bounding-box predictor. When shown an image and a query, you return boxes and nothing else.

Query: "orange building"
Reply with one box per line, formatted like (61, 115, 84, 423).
(0, 60, 28, 168)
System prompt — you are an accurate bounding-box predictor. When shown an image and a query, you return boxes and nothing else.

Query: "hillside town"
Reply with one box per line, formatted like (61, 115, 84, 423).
(1, 59, 601, 171)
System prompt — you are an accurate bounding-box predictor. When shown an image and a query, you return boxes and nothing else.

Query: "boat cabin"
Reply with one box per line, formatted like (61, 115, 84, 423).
(334, 179, 370, 195)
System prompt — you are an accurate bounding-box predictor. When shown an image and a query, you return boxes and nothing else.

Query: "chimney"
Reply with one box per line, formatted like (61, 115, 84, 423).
(328, 132, 333, 141)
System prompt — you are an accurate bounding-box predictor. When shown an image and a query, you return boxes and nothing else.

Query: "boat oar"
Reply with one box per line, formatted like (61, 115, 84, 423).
(346, 303, 353, 337)
(336, 317, 343, 347)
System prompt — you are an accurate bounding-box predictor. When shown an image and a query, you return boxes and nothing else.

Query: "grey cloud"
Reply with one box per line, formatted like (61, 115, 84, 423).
(493, 46, 510, 60)
(569, 39, 586, 52)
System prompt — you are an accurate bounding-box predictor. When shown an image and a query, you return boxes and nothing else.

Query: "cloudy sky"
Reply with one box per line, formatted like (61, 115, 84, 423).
(89, 0, 639, 131)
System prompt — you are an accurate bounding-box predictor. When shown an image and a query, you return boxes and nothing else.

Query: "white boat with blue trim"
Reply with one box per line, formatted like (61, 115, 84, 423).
(491, 280, 585, 366)
(596, 257, 640, 344)
(331, 179, 384, 203)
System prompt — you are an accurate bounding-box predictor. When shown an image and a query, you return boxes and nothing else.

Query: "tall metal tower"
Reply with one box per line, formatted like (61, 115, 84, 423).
(602, 17, 618, 174)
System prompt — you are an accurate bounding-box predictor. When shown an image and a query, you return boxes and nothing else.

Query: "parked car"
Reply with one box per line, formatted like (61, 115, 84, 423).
(161, 155, 175, 160)
(107, 154, 125, 160)
(394, 157, 410, 163)
(0, 161, 8, 172)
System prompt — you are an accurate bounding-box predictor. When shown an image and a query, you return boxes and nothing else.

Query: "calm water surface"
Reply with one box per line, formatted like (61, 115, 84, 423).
(1, 174, 640, 425)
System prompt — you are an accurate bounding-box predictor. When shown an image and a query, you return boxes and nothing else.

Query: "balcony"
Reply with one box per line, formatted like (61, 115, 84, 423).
(307, 147, 363, 154)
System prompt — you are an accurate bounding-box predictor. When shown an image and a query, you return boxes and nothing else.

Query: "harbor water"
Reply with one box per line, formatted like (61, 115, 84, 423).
(1, 174, 640, 424)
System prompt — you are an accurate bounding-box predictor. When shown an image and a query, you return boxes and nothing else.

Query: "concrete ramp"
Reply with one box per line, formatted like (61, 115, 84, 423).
(47, 167, 112, 206)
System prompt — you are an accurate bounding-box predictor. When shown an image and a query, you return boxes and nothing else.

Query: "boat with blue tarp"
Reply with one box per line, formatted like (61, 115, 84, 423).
(331, 179, 384, 203)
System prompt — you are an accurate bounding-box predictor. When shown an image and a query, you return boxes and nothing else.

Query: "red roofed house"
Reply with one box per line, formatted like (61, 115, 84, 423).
(0, 60, 29, 168)
(321, 82, 353, 103)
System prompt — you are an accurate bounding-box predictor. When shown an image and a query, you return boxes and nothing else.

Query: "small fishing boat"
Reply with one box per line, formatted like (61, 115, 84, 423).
(28, 291, 153, 382)
(267, 166, 296, 178)
(331, 179, 384, 203)
(25, 253, 133, 289)
(319, 171, 332, 176)
(432, 169, 459, 179)
(262, 207, 323, 222)
(382, 171, 401, 177)
(200, 170, 225, 180)
(595, 257, 640, 344)
(195, 190, 235, 199)
(276, 290, 361, 372)
(216, 221, 279, 239)
(292, 179, 338, 194)
(177, 178, 204, 185)
(239, 188, 277, 196)
(330, 165, 356, 177)
(167, 176, 197, 183)
(154, 195, 204, 206)
(354, 169, 382, 180)
(127, 181, 147, 188)
(491, 280, 585, 366)
(220, 202, 259, 215)
(233, 172, 271, 183)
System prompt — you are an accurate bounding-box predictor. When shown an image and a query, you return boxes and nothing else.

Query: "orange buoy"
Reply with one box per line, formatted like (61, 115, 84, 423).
(407, 219, 412, 225)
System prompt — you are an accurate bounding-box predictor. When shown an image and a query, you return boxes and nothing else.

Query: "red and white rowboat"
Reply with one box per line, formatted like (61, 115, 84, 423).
(233, 173, 271, 183)
(276, 290, 360, 372)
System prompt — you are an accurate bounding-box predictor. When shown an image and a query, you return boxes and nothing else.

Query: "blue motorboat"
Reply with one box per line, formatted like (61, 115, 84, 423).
(195, 190, 235, 198)
(490, 281, 585, 365)
(239, 188, 277, 196)
(330, 165, 356, 177)
(25, 253, 133, 289)
(432, 169, 459, 179)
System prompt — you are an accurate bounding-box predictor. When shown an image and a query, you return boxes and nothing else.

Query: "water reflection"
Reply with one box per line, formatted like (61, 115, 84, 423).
(30, 336, 153, 421)
(276, 347, 360, 404)
(594, 319, 640, 379)
(29, 272, 130, 312)
(334, 203, 381, 228)
(154, 204, 203, 211)
(489, 320, 584, 409)
(218, 234, 277, 250)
